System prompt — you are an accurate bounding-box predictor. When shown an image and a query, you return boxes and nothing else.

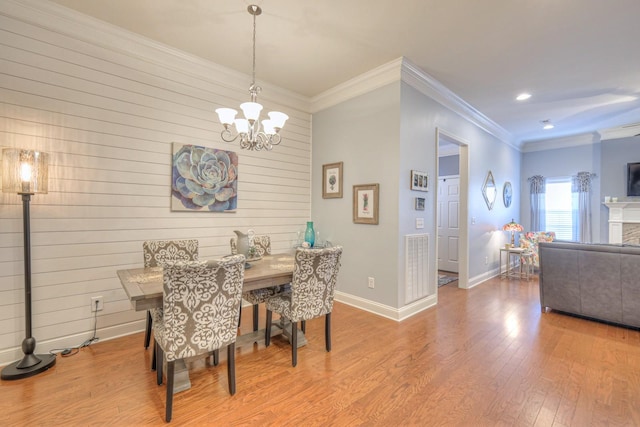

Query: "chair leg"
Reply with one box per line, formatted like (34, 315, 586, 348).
(151, 340, 156, 371)
(166, 360, 175, 422)
(291, 321, 298, 367)
(325, 313, 331, 352)
(252, 304, 259, 331)
(265, 310, 272, 346)
(213, 349, 219, 366)
(301, 320, 306, 334)
(144, 310, 152, 349)
(227, 343, 236, 395)
(156, 342, 163, 386)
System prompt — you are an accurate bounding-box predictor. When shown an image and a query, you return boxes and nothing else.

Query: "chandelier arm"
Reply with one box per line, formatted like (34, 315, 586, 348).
(220, 129, 240, 143)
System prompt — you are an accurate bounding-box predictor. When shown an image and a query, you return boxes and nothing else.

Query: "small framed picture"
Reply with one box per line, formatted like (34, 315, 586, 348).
(353, 183, 379, 225)
(323, 162, 343, 199)
(415, 197, 425, 211)
(410, 170, 428, 192)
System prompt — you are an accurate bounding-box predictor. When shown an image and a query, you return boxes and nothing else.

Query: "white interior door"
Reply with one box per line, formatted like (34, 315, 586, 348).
(438, 176, 460, 273)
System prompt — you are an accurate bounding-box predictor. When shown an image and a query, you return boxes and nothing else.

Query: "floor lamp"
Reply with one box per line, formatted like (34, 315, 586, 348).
(1, 148, 56, 380)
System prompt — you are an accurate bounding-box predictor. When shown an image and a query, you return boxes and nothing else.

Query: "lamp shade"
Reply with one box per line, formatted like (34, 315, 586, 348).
(215, 108, 238, 125)
(268, 111, 289, 129)
(240, 102, 263, 122)
(2, 148, 49, 194)
(502, 218, 523, 232)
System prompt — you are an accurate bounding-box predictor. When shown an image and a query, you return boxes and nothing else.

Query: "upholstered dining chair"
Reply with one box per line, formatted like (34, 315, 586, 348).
(264, 246, 343, 367)
(142, 239, 199, 350)
(230, 234, 289, 331)
(154, 255, 245, 422)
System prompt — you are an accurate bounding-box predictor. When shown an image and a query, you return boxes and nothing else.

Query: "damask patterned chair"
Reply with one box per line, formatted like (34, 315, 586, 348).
(154, 255, 245, 422)
(264, 246, 343, 367)
(230, 235, 289, 331)
(142, 240, 199, 350)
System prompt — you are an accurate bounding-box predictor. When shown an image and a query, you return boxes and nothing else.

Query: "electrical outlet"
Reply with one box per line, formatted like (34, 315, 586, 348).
(368, 277, 375, 289)
(91, 296, 104, 312)
(485, 256, 489, 265)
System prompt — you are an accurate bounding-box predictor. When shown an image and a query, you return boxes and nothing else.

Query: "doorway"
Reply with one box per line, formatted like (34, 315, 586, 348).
(436, 129, 469, 289)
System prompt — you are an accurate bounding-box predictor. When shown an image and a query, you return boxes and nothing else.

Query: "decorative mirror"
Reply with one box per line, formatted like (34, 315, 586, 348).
(503, 181, 513, 207)
(482, 171, 497, 210)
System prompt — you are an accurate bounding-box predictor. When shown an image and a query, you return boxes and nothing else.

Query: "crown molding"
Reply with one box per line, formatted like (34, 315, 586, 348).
(310, 58, 403, 113)
(521, 132, 600, 153)
(1, 0, 310, 112)
(400, 58, 517, 150)
(599, 123, 640, 141)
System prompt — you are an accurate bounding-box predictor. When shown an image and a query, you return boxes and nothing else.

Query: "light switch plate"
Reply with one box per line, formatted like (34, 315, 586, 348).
(416, 218, 424, 229)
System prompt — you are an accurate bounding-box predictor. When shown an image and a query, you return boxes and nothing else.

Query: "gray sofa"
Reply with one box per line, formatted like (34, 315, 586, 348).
(538, 241, 640, 328)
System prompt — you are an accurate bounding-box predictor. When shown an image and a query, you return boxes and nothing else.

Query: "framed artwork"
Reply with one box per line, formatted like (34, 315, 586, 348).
(353, 184, 379, 224)
(415, 197, 425, 211)
(503, 181, 513, 207)
(322, 162, 343, 198)
(410, 170, 429, 192)
(171, 142, 238, 212)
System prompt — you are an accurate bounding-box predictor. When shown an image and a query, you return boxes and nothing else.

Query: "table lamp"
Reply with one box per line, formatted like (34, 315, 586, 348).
(1, 148, 56, 380)
(502, 219, 523, 248)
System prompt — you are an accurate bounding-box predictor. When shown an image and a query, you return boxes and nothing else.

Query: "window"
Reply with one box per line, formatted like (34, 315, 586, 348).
(544, 177, 577, 241)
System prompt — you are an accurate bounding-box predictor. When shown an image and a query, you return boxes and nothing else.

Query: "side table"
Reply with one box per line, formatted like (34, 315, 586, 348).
(499, 247, 527, 279)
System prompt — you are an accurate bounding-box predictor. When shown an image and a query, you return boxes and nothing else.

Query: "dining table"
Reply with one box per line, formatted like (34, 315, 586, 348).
(116, 253, 300, 392)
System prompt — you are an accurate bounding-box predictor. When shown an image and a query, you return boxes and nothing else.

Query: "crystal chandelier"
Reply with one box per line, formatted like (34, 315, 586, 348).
(215, 5, 289, 151)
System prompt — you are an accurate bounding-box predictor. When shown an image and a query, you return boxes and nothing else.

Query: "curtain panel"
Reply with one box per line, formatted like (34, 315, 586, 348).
(528, 175, 546, 231)
(572, 171, 596, 243)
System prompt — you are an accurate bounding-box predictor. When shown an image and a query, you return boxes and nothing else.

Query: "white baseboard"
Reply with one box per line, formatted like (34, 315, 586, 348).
(0, 320, 145, 367)
(335, 291, 437, 322)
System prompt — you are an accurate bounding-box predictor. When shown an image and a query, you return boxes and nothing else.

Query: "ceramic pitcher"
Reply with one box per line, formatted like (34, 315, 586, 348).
(234, 229, 255, 257)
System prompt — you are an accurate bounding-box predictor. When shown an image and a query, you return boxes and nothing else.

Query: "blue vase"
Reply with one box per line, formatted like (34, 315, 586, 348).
(304, 221, 315, 247)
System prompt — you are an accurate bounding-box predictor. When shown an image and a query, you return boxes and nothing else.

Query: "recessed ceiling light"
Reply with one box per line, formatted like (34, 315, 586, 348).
(541, 119, 554, 130)
(516, 93, 531, 101)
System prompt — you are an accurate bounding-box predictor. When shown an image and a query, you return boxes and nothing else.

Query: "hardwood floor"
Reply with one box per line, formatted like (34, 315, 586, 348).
(2, 275, 640, 426)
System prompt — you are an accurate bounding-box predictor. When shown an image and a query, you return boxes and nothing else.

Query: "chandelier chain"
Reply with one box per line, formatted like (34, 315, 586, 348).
(251, 8, 256, 86)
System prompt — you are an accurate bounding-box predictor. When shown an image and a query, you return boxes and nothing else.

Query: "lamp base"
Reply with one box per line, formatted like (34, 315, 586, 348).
(1, 353, 56, 380)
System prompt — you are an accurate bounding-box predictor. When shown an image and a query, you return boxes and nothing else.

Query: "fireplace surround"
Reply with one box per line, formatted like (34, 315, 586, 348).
(605, 201, 640, 244)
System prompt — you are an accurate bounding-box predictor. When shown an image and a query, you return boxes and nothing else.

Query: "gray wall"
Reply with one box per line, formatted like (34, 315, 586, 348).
(439, 155, 460, 176)
(312, 83, 402, 307)
(521, 142, 602, 241)
(312, 74, 523, 314)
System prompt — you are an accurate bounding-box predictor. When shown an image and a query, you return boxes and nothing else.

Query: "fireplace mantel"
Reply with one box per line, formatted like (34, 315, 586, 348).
(605, 201, 640, 243)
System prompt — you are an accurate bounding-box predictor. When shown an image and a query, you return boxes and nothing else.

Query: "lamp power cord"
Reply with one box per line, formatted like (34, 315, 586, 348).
(49, 299, 100, 357)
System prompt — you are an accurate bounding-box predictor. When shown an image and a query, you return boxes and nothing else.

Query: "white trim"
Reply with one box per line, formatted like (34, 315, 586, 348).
(310, 58, 403, 113)
(521, 132, 600, 153)
(599, 123, 640, 141)
(335, 291, 437, 322)
(466, 269, 499, 289)
(0, 320, 144, 367)
(401, 58, 516, 150)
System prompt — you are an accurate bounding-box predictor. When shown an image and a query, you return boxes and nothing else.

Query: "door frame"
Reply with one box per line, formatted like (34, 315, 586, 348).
(435, 128, 469, 289)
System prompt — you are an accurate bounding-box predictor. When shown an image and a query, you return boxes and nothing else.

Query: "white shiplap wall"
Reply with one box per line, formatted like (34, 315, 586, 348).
(0, 0, 311, 365)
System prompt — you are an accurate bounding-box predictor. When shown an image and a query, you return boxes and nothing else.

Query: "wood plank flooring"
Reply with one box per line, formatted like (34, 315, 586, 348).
(2, 275, 640, 426)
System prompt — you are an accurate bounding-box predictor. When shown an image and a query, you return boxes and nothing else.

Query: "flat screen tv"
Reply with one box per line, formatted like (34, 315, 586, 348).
(628, 162, 640, 196)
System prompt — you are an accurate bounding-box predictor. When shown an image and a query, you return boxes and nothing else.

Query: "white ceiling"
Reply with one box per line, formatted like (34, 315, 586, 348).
(49, 0, 640, 146)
